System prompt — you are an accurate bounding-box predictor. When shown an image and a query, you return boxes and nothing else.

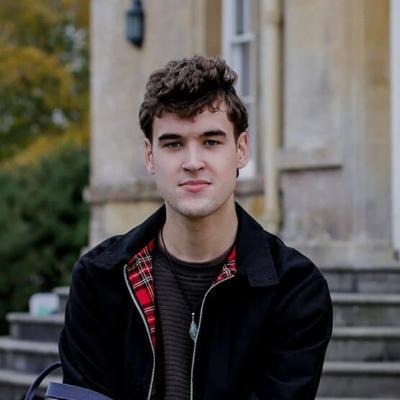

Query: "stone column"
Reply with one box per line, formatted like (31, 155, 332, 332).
(279, 0, 393, 266)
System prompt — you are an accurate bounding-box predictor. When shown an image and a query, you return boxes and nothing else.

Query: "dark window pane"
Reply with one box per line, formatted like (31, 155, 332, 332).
(235, 0, 244, 34)
(241, 42, 251, 96)
(243, 0, 252, 33)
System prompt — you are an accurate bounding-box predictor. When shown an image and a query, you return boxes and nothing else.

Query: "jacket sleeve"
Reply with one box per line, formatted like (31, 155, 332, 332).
(58, 257, 121, 398)
(253, 258, 333, 399)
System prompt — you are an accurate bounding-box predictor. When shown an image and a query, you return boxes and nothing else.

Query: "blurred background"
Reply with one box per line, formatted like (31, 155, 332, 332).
(1, 0, 400, 399)
(0, 0, 89, 333)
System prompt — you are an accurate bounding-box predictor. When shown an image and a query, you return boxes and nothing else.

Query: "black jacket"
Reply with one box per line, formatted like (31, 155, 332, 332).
(59, 203, 333, 400)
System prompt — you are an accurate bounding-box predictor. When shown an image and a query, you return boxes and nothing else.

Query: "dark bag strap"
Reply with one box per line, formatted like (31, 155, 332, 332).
(24, 361, 62, 400)
(24, 361, 113, 400)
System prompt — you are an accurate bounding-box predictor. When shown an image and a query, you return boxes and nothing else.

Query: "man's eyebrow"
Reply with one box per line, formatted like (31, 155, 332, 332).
(158, 133, 182, 142)
(158, 130, 226, 142)
(202, 130, 226, 138)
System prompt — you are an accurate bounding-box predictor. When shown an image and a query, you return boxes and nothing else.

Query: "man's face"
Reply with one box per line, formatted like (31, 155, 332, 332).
(144, 106, 249, 219)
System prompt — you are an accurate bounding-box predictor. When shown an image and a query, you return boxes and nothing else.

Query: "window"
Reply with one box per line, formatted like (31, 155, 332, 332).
(222, 0, 258, 178)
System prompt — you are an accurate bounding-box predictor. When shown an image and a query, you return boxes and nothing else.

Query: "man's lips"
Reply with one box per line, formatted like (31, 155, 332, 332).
(179, 180, 211, 193)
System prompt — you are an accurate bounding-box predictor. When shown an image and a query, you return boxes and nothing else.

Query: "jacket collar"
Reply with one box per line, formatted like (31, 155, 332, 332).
(91, 202, 279, 288)
(235, 203, 279, 287)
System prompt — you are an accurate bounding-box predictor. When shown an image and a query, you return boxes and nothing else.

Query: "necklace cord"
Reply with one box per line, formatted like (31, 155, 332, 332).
(160, 228, 195, 315)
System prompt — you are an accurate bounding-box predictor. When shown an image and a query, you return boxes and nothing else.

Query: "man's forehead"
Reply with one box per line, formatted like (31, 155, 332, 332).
(153, 108, 233, 138)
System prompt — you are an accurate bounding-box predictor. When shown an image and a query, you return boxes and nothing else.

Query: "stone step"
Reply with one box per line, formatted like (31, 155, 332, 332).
(332, 293, 400, 326)
(0, 368, 61, 400)
(318, 361, 400, 398)
(52, 286, 69, 313)
(0, 337, 59, 375)
(6, 313, 64, 342)
(321, 264, 400, 294)
(326, 326, 400, 361)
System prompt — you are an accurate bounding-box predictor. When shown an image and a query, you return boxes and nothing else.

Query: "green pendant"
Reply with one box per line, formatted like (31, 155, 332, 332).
(189, 313, 198, 341)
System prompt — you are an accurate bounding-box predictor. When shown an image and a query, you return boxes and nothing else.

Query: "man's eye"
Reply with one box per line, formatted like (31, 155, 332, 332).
(164, 142, 182, 149)
(205, 140, 221, 146)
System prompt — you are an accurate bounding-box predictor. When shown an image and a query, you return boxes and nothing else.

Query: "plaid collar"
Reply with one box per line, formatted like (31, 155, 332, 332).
(125, 238, 237, 348)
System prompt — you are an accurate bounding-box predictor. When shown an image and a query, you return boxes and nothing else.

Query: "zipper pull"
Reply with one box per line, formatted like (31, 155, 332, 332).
(189, 312, 198, 342)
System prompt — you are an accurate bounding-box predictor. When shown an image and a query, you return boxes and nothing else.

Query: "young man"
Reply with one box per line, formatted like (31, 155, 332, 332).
(59, 56, 333, 400)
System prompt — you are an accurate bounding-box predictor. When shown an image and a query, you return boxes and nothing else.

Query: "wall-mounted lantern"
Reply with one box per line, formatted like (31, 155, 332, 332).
(125, 0, 144, 47)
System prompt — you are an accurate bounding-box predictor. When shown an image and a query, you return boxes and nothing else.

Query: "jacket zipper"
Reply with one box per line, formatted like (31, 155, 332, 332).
(190, 275, 235, 400)
(123, 264, 156, 400)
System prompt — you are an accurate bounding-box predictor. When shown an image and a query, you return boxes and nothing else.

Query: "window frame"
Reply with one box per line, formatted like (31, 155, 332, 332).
(222, 0, 259, 179)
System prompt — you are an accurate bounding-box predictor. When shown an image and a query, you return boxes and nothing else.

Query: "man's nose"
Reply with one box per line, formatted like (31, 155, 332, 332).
(182, 146, 205, 172)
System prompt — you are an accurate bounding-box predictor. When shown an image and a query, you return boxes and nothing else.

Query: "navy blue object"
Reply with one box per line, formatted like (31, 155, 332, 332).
(46, 382, 113, 400)
(24, 361, 113, 400)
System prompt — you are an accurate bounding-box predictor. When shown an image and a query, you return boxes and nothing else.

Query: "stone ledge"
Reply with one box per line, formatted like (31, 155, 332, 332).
(286, 240, 399, 267)
(332, 326, 400, 338)
(320, 264, 400, 271)
(318, 398, 400, 400)
(6, 313, 64, 324)
(322, 361, 400, 375)
(0, 337, 58, 354)
(331, 293, 400, 304)
(0, 368, 61, 386)
(52, 287, 69, 296)
(277, 144, 343, 171)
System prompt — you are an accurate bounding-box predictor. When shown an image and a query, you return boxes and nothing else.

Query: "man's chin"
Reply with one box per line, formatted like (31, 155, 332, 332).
(168, 199, 220, 219)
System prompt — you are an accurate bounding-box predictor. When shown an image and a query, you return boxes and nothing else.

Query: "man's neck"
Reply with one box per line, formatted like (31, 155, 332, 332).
(161, 200, 238, 263)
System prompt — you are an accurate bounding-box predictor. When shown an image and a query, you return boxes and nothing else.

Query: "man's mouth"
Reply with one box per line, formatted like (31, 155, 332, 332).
(179, 180, 211, 193)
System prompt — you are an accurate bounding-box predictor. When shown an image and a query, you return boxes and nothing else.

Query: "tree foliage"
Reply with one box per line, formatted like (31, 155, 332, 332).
(0, 144, 89, 333)
(0, 0, 90, 332)
(0, 0, 89, 161)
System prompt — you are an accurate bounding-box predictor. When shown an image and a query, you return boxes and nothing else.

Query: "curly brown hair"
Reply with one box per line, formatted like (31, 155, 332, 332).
(139, 55, 248, 141)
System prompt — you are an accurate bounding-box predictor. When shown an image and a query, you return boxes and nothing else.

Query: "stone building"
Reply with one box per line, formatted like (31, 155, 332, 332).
(86, 2, 400, 396)
(87, 0, 400, 270)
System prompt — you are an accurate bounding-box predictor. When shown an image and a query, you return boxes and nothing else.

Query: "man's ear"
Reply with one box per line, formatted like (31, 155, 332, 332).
(144, 138, 156, 175)
(236, 132, 249, 170)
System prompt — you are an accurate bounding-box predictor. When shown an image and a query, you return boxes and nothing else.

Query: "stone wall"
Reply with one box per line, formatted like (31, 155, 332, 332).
(88, 0, 395, 265)
(279, 0, 392, 264)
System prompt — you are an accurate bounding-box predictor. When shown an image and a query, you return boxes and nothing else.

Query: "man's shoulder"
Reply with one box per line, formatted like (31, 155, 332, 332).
(69, 234, 124, 288)
(263, 230, 325, 283)
(73, 205, 166, 276)
(79, 233, 129, 266)
(76, 225, 141, 272)
(235, 203, 324, 287)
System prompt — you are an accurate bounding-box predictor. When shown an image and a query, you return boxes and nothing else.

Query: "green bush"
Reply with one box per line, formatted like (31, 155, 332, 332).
(0, 143, 89, 333)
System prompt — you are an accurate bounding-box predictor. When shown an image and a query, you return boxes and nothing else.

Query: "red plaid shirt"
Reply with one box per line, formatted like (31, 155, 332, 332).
(125, 238, 237, 348)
